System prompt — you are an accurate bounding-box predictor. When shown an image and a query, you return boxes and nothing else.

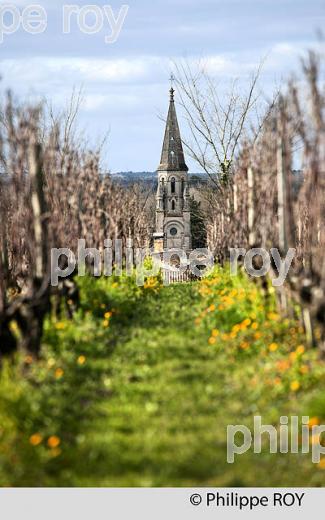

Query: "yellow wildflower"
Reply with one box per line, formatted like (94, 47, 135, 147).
(9, 321, 18, 332)
(55, 322, 66, 330)
(290, 381, 300, 392)
(50, 448, 62, 458)
(267, 312, 280, 321)
(296, 345, 305, 355)
(77, 355, 86, 365)
(208, 337, 216, 345)
(269, 343, 278, 352)
(242, 318, 251, 327)
(232, 324, 241, 333)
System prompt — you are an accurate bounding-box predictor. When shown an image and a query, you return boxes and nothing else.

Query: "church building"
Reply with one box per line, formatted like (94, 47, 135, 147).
(153, 86, 192, 253)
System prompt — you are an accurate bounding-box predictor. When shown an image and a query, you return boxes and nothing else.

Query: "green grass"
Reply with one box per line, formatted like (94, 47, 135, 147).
(1, 268, 325, 486)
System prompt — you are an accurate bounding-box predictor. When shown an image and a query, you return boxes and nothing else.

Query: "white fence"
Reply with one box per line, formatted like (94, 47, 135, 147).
(162, 268, 199, 285)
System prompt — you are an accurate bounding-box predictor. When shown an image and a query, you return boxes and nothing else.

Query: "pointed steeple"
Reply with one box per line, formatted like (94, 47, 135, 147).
(157, 87, 188, 172)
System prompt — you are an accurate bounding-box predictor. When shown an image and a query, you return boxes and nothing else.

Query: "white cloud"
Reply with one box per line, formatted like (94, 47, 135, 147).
(0, 56, 166, 88)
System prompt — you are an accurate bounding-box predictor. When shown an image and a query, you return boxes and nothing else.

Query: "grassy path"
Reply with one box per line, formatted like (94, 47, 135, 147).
(1, 270, 325, 486)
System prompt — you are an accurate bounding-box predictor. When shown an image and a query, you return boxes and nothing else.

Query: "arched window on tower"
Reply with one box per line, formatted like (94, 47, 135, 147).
(171, 200, 176, 210)
(171, 177, 176, 193)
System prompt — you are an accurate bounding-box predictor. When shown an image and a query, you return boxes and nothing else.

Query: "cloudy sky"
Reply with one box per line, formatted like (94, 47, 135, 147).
(1, 0, 324, 171)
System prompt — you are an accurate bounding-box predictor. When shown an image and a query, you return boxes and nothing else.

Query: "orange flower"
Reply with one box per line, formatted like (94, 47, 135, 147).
(251, 322, 259, 330)
(208, 337, 216, 345)
(211, 329, 219, 337)
(277, 360, 290, 372)
(289, 352, 297, 362)
(208, 304, 216, 312)
(55, 368, 64, 379)
(240, 342, 249, 350)
(47, 436, 61, 449)
(269, 343, 278, 352)
(310, 433, 320, 445)
(308, 417, 320, 428)
(29, 433, 43, 446)
(254, 332, 262, 340)
(300, 365, 309, 374)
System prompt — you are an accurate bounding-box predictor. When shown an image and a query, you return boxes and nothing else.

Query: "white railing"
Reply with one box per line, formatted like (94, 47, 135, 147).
(162, 268, 199, 285)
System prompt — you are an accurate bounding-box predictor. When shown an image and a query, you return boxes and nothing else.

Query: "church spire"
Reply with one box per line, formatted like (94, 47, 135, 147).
(157, 86, 188, 172)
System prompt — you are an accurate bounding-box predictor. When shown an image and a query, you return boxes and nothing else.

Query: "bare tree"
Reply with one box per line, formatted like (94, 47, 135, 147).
(173, 59, 265, 184)
(0, 90, 152, 358)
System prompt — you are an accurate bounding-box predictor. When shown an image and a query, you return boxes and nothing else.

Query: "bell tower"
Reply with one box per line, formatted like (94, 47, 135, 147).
(153, 85, 192, 253)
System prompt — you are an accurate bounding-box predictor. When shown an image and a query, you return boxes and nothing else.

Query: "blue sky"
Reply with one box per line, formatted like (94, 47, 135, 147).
(0, 0, 324, 171)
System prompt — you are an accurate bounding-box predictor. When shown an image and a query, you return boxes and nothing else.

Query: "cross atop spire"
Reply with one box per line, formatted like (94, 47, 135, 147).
(157, 83, 188, 172)
(169, 73, 175, 101)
